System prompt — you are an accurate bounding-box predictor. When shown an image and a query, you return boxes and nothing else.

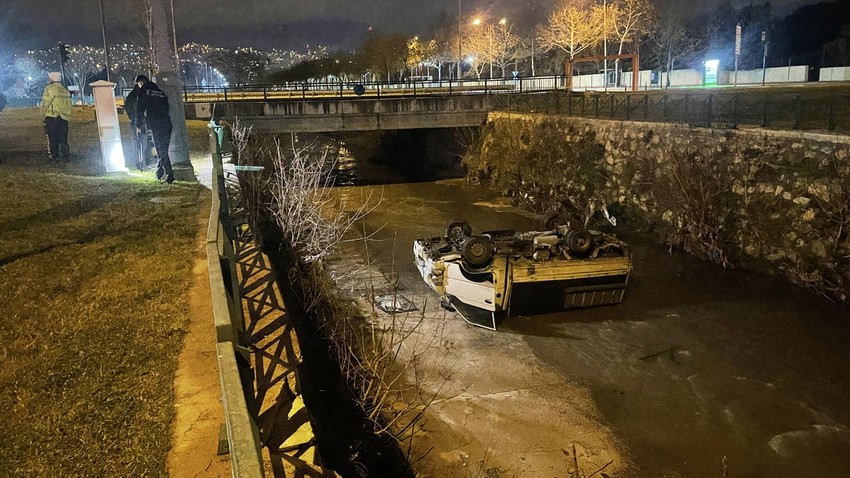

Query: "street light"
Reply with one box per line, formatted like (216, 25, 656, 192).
(498, 18, 506, 78)
(761, 31, 769, 86)
(98, 0, 111, 82)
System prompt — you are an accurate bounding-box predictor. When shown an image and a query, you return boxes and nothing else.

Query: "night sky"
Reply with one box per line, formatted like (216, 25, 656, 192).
(1, 0, 826, 51)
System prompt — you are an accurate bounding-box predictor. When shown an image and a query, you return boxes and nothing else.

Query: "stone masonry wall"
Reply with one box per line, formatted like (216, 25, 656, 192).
(464, 112, 850, 302)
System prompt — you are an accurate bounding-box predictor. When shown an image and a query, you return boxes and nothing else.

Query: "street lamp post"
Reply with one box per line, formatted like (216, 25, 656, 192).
(603, 0, 607, 91)
(498, 18, 506, 78)
(488, 24, 493, 78)
(98, 0, 111, 82)
(761, 31, 769, 86)
(457, 0, 462, 80)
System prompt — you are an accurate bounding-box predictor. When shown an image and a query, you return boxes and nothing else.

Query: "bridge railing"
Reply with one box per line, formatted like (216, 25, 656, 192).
(183, 75, 567, 102)
(492, 90, 850, 132)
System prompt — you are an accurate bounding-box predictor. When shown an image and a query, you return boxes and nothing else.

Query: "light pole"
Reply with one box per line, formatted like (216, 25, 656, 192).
(98, 0, 111, 81)
(603, 0, 607, 91)
(761, 31, 769, 86)
(473, 17, 483, 77)
(457, 0, 462, 80)
(498, 18, 506, 78)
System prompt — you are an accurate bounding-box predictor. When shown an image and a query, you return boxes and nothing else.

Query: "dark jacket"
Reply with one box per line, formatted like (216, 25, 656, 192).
(136, 81, 170, 128)
(124, 85, 142, 126)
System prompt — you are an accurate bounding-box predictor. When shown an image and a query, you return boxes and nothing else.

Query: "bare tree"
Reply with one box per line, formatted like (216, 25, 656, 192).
(538, 2, 604, 64)
(650, 4, 700, 87)
(462, 26, 490, 78)
(491, 22, 522, 78)
(606, 0, 655, 85)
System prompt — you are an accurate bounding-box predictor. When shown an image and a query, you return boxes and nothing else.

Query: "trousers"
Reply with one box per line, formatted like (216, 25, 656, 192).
(147, 118, 173, 180)
(44, 116, 70, 161)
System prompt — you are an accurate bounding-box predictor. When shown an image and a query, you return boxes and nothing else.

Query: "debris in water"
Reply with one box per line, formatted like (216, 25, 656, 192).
(374, 294, 417, 313)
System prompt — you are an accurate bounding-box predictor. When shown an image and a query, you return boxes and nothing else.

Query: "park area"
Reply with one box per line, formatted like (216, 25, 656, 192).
(0, 106, 224, 475)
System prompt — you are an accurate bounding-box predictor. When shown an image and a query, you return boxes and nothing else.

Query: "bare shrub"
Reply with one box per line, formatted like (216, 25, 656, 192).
(230, 126, 449, 466)
(653, 145, 737, 267)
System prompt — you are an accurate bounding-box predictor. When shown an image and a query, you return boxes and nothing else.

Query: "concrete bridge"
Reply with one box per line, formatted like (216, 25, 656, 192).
(194, 95, 495, 133)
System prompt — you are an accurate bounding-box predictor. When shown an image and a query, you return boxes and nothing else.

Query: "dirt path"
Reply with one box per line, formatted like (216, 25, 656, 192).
(165, 185, 232, 477)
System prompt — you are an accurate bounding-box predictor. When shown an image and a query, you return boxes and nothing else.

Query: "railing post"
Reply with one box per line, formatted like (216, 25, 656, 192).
(519, 77, 523, 93)
(183, 86, 188, 103)
(302, 83, 306, 99)
(707, 93, 714, 127)
(762, 94, 768, 127)
(223, 87, 228, 102)
(263, 86, 267, 101)
(377, 82, 381, 99)
(733, 94, 739, 129)
(449, 79, 453, 95)
(413, 81, 417, 97)
(339, 82, 343, 98)
(485, 78, 489, 95)
(827, 96, 836, 131)
(793, 94, 801, 129)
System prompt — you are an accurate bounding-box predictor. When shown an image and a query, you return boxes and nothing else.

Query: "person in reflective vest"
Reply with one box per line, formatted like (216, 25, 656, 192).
(41, 71, 73, 163)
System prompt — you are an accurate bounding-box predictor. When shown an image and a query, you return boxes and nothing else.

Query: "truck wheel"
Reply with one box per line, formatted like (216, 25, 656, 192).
(461, 235, 494, 269)
(565, 228, 594, 256)
(446, 218, 472, 244)
(541, 211, 568, 229)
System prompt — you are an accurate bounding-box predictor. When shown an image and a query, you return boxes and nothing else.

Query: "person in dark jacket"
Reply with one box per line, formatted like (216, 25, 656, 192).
(124, 84, 151, 170)
(134, 74, 173, 183)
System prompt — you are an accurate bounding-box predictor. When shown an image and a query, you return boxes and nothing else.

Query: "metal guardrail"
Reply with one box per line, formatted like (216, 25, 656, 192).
(492, 91, 850, 132)
(208, 122, 266, 478)
(183, 76, 566, 102)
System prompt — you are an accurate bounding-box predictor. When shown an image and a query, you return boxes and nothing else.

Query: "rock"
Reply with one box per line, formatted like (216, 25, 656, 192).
(810, 239, 828, 259)
(782, 191, 793, 200)
(794, 196, 811, 206)
(802, 209, 816, 222)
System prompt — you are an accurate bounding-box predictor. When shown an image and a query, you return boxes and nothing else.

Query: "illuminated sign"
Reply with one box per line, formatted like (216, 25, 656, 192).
(704, 60, 719, 86)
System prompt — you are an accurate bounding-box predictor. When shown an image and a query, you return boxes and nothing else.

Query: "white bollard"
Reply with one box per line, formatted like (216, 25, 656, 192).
(90, 80, 127, 174)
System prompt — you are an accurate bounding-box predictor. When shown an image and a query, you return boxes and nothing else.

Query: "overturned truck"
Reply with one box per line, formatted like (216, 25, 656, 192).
(413, 219, 632, 329)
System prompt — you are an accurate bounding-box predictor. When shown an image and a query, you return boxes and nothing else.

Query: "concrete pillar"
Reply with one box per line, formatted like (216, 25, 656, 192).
(150, 0, 194, 181)
(90, 80, 127, 174)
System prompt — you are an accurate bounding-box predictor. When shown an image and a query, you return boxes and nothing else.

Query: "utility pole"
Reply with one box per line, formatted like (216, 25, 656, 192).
(457, 0, 462, 80)
(150, 0, 193, 177)
(98, 0, 111, 81)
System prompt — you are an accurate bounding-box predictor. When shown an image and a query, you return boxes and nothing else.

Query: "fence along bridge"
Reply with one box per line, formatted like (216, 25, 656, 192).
(187, 77, 563, 133)
(182, 77, 850, 134)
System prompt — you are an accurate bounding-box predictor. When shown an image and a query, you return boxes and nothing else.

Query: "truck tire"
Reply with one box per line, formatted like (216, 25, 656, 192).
(541, 211, 568, 229)
(446, 218, 472, 244)
(461, 235, 494, 269)
(565, 228, 594, 257)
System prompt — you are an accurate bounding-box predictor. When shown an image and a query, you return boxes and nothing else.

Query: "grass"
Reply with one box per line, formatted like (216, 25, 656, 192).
(0, 106, 208, 476)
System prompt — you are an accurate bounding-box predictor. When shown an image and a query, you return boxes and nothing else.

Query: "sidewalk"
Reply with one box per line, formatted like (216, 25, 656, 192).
(166, 152, 232, 477)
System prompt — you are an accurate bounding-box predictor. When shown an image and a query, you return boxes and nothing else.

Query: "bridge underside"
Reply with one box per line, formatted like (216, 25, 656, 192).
(197, 97, 492, 133)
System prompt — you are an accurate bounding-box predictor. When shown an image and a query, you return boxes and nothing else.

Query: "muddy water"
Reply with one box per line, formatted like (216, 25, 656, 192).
(335, 177, 850, 477)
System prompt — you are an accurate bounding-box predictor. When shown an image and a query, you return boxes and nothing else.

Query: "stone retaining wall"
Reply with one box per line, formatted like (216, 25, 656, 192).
(465, 112, 850, 301)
